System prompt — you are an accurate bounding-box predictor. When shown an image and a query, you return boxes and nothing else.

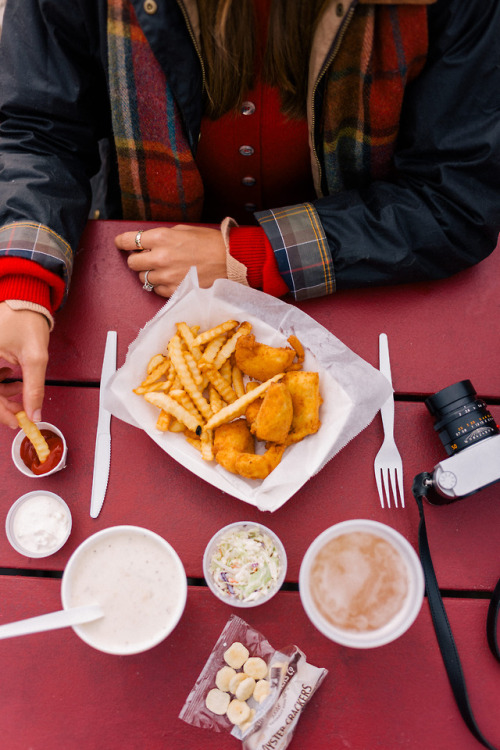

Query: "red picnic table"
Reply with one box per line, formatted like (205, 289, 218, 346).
(0, 220, 499, 750)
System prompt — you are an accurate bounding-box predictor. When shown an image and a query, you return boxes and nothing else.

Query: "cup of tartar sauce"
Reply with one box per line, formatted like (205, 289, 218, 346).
(11, 421, 67, 477)
(5, 491, 72, 558)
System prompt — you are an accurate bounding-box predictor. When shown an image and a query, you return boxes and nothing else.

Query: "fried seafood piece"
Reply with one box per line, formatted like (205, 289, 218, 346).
(283, 371, 322, 443)
(244, 397, 263, 429)
(213, 420, 255, 474)
(250, 382, 293, 444)
(235, 444, 287, 480)
(234, 334, 297, 381)
(213, 419, 286, 479)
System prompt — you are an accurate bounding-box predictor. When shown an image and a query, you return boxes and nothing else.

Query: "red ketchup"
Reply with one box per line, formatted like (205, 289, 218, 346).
(20, 430, 64, 476)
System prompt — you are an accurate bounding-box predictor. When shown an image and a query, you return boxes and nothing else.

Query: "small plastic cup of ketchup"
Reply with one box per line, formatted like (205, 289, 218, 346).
(11, 421, 67, 478)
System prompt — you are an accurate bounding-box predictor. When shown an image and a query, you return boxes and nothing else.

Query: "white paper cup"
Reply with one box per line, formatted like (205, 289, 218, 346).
(203, 521, 287, 607)
(61, 526, 187, 655)
(5, 491, 72, 558)
(11, 421, 67, 477)
(299, 519, 424, 648)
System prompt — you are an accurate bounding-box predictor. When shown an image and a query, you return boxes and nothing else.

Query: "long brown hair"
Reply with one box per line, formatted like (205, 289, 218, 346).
(198, 0, 329, 120)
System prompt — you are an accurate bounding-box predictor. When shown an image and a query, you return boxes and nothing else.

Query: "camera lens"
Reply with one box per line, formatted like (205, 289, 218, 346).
(425, 380, 499, 456)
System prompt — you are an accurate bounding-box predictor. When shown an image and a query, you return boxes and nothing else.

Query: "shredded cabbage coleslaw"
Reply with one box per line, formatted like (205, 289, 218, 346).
(208, 527, 282, 602)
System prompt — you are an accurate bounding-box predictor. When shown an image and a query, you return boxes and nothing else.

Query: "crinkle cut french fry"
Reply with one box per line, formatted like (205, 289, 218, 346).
(134, 379, 172, 395)
(199, 362, 237, 404)
(168, 334, 212, 420)
(191, 320, 238, 348)
(200, 428, 214, 461)
(184, 349, 203, 386)
(176, 322, 202, 361)
(232, 365, 245, 398)
(15, 410, 50, 463)
(184, 434, 202, 451)
(219, 359, 232, 384)
(212, 321, 252, 370)
(209, 384, 226, 413)
(169, 388, 203, 421)
(156, 410, 172, 431)
(147, 353, 167, 375)
(198, 335, 226, 365)
(144, 392, 202, 433)
(204, 373, 284, 430)
(139, 358, 170, 387)
(245, 380, 260, 392)
(168, 418, 185, 432)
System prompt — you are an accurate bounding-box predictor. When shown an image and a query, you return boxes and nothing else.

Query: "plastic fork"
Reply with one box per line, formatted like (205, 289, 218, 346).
(374, 333, 405, 508)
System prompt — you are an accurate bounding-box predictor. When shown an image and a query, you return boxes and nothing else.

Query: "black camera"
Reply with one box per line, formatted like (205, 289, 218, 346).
(422, 380, 500, 504)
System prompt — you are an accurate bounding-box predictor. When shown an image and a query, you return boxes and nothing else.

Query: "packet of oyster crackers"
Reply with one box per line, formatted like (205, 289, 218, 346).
(179, 615, 327, 749)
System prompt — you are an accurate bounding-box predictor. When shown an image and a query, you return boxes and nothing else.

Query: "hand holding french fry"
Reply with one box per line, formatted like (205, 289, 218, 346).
(0, 303, 50, 429)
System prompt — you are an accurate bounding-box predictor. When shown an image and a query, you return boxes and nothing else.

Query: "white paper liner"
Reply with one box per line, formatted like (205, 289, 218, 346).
(103, 268, 392, 512)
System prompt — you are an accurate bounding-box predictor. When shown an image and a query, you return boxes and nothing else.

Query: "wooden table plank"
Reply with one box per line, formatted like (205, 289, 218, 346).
(1, 387, 499, 593)
(0, 578, 498, 750)
(37, 220, 500, 398)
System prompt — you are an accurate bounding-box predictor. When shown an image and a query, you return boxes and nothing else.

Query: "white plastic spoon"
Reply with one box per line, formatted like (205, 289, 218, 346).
(0, 604, 103, 640)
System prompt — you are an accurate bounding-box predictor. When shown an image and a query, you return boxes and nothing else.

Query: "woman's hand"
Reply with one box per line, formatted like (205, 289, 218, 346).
(0, 304, 50, 428)
(114, 224, 227, 297)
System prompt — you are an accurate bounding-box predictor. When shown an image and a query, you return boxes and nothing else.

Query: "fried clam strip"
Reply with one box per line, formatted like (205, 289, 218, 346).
(168, 334, 212, 421)
(15, 410, 50, 463)
(287, 335, 305, 369)
(144, 392, 202, 433)
(204, 373, 284, 430)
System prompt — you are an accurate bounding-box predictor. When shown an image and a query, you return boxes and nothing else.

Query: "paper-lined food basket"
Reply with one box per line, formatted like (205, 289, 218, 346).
(103, 269, 391, 512)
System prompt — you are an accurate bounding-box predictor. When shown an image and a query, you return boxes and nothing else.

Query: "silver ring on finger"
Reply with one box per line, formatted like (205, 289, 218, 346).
(135, 229, 145, 250)
(143, 270, 155, 292)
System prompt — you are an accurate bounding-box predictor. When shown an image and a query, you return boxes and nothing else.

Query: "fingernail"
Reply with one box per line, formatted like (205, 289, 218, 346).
(32, 409, 42, 423)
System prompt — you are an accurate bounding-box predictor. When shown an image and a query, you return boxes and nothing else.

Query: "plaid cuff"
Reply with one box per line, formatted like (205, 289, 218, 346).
(0, 222, 72, 307)
(254, 203, 335, 301)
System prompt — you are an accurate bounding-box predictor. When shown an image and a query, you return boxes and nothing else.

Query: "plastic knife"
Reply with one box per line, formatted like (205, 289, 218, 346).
(90, 330, 117, 518)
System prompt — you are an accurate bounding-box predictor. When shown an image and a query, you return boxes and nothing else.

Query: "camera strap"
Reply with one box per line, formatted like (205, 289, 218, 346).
(412, 472, 500, 750)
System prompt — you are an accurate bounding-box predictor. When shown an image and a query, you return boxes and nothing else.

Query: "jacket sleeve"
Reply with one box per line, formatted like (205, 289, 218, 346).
(0, 0, 110, 302)
(257, 0, 500, 299)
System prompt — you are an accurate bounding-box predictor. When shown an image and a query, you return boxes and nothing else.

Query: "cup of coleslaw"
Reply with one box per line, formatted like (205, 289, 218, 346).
(203, 521, 287, 608)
